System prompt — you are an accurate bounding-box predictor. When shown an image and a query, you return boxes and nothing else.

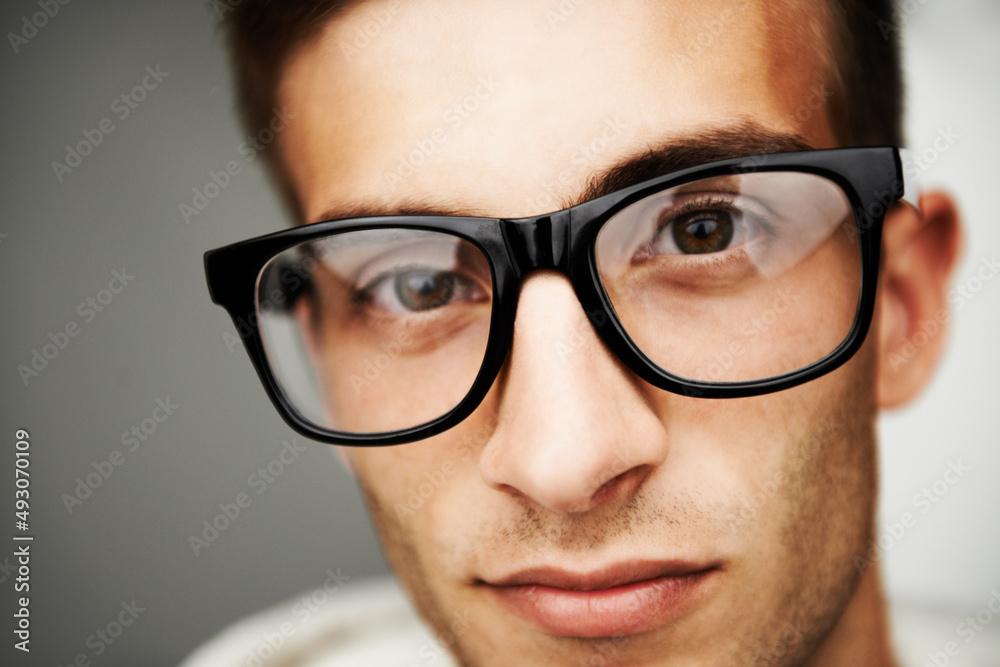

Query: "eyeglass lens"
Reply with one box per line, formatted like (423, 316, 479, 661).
(596, 171, 859, 384)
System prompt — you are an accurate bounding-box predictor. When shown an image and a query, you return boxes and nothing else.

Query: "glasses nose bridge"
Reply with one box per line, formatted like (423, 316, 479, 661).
(501, 208, 574, 279)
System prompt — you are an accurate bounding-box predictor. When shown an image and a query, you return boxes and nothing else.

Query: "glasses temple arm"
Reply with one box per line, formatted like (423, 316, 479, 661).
(897, 148, 920, 209)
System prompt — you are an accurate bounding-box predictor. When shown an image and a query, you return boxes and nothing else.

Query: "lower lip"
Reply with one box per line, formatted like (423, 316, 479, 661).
(487, 570, 715, 638)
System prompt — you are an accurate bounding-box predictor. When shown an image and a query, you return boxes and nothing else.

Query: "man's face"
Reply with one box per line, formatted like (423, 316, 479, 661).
(278, 1, 880, 664)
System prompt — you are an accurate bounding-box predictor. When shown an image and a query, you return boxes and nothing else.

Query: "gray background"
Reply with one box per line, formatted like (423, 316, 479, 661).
(0, 1, 997, 665)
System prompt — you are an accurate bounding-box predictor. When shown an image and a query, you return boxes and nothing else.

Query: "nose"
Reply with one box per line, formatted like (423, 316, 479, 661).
(479, 272, 670, 514)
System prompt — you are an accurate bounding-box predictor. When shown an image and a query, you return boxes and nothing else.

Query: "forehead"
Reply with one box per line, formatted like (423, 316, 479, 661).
(278, 0, 837, 221)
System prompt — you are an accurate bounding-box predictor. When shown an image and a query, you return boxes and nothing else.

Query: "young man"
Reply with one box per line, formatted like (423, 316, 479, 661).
(192, 1, 966, 664)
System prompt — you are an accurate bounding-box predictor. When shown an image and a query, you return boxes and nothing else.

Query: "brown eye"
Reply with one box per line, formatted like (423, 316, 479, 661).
(671, 211, 735, 254)
(394, 270, 456, 311)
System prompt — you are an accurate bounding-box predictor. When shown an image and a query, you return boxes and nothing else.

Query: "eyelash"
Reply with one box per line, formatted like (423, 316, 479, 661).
(349, 265, 410, 311)
(657, 194, 775, 239)
(663, 195, 738, 222)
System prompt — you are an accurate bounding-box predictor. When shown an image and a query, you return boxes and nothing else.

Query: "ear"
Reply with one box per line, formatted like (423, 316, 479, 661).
(875, 191, 962, 408)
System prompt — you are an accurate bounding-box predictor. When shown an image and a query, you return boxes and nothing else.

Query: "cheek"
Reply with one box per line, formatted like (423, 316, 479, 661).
(640, 343, 877, 550)
(347, 416, 487, 547)
(347, 422, 493, 636)
(348, 445, 439, 586)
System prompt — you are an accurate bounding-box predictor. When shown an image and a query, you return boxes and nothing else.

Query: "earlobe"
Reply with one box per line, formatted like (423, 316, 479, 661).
(875, 191, 962, 408)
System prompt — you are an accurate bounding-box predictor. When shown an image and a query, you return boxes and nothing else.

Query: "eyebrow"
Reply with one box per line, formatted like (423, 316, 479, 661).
(309, 121, 813, 223)
(577, 121, 813, 204)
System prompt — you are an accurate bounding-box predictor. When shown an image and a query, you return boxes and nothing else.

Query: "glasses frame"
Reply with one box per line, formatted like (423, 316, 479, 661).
(205, 147, 916, 446)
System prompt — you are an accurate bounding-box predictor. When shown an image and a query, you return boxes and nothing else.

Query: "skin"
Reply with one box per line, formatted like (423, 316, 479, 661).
(274, 1, 962, 664)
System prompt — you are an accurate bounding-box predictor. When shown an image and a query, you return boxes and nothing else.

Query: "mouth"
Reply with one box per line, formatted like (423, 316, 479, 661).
(478, 560, 718, 638)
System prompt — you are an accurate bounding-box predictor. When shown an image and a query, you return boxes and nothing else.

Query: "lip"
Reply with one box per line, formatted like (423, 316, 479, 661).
(481, 560, 717, 638)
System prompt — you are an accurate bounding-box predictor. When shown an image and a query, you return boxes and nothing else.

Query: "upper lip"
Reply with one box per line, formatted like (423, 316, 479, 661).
(483, 560, 715, 592)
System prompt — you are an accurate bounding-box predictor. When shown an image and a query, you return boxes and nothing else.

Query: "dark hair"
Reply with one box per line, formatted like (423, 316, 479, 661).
(827, 0, 904, 147)
(221, 0, 903, 213)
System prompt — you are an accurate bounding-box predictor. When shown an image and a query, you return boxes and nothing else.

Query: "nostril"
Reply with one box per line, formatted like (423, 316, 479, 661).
(586, 465, 652, 510)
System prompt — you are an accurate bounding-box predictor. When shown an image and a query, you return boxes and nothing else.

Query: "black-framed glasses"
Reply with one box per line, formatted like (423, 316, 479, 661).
(205, 147, 917, 446)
